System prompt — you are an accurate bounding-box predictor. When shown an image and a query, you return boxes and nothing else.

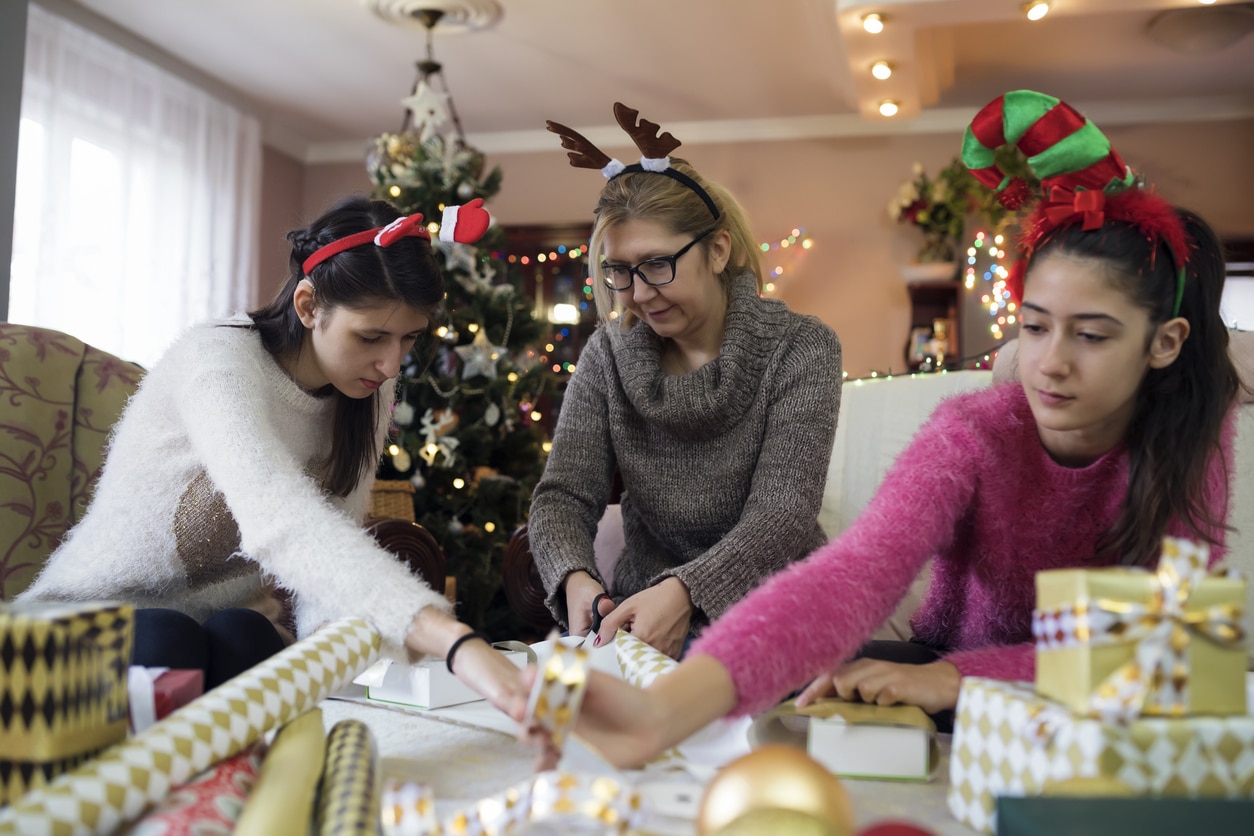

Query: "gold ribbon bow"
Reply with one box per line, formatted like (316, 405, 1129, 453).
(1043, 184, 1107, 231)
(1087, 537, 1244, 723)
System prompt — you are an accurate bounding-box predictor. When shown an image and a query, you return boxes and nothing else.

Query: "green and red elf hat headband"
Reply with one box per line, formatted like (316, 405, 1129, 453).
(302, 198, 491, 276)
(962, 90, 1189, 316)
(545, 102, 721, 221)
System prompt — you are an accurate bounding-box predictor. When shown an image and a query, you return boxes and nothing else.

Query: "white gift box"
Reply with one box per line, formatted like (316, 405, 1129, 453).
(354, 650, 529, 710)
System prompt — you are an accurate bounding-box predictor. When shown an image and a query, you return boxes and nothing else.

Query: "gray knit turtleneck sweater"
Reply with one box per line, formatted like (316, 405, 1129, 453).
(529, 269, 842, 629)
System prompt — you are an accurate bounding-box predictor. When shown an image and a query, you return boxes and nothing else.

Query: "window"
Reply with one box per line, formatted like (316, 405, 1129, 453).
(10, 5, 261, 366)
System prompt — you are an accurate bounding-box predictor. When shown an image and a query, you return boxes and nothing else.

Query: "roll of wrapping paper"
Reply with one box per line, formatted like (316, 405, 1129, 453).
(317, 719, 381, 836)
(380, 771, 644, 835)
(232, 708, 326, 836)
(523, 633, 591, 753)
(0, 617, 380, 836)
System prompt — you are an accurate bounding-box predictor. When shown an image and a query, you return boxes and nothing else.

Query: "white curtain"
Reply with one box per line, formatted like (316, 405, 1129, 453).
(10, 4, 261, 367)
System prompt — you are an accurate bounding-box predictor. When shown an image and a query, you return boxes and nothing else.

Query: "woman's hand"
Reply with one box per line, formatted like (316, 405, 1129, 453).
(595, 576, 692, 659)
(796, 658, 961, 715)
(563, 570, 611, 636)
(404, 606, 529, 720)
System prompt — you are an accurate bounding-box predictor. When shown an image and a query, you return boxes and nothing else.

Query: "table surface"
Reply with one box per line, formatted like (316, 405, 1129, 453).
(319, 694, 980, 835)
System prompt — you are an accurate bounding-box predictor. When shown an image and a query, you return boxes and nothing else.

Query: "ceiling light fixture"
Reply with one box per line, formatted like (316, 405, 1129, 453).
(862, 13, 885, 34)
(1023, 1, 1050, 21)
(879, 99, 899, 117)
(871, 60, 893, 80)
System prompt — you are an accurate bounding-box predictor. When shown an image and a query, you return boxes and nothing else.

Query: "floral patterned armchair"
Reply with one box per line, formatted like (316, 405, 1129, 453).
(0, 322, 445, 602)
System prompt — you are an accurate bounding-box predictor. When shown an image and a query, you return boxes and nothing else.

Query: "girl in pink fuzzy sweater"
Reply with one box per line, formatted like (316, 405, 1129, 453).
(567, 90, 1249, 767)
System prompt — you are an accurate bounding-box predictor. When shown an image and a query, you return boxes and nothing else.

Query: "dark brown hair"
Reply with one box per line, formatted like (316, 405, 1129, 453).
(1028, 209, 1239, 566)
(249, 196, 443, 496)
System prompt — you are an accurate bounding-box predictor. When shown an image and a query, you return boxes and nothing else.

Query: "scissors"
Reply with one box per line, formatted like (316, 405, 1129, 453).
(590, 593, 612, 634)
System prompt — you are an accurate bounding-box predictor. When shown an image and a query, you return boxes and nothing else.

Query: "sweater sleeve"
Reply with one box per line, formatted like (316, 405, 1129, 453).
(688, 397, 983, 716)
(174, 342, 449, 663)
(661, 322, 842, 621)
(527, 331, 618, 626)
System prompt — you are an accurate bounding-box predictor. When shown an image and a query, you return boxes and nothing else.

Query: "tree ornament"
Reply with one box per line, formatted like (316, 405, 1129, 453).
(457, 180, 476, 200)
(697, 745, 855, 836)
(400, 80, 450, 142)
(409, 471, 426, 490)
(455, 329, 506, 381)
(484, 402, 501, 427)
(447, 518, 463, 536)
(393, 400, 416, 427)
(391, 446, 413, 473)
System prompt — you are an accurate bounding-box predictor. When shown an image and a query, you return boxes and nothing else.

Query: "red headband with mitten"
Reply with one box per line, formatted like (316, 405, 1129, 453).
(302, 198, 491, 276)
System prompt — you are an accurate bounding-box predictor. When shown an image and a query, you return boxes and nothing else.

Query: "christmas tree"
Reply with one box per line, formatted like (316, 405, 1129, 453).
(366, 90, 561, 637)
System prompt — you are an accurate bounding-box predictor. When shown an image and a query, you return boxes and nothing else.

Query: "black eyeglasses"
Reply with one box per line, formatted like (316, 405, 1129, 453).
(601, 228, 716, 291)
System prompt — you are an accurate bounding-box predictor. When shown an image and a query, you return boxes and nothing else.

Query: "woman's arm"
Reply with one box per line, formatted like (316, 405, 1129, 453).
(527, 332, 618, 629)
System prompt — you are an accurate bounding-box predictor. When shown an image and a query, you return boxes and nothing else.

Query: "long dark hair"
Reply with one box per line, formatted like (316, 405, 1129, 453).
(1028, 209, 1239, 566)
(249, 196, 444, 497)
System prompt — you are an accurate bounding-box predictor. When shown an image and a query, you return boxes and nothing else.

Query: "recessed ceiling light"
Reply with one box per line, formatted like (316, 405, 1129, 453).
(879, 99, 899, 117)
(862, 13, 885, 34)
(871, 60, 893, 80)
(1198, 0, 1216, 5)
(1023, 1, 1050, 21)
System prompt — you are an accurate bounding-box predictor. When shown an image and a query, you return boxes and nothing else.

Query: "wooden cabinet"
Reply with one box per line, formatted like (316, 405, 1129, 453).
(905, 279, 961, 371)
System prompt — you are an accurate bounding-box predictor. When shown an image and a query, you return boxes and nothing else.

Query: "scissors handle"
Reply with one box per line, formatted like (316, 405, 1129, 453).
(590, 592, 612, 633)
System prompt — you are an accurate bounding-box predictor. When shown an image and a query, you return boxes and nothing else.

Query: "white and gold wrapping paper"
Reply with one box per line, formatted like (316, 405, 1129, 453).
(0, 617, 380, 836)
(524, 633, 591, 753)
(947, 676, 1254, 833)
(379, 771, 643, 836)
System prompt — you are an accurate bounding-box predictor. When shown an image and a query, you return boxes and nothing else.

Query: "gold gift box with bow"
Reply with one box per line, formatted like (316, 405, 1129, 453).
(1033, 537, 1247, 720)
(0, 600, 134, 805)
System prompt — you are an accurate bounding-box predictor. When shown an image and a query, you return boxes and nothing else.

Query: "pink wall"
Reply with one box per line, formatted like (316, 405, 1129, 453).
(286, 117, 1254, 377)
(258, 145, 305, 306)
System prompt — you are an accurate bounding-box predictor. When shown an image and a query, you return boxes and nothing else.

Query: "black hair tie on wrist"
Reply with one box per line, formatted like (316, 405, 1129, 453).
(445, 630, 491, 675)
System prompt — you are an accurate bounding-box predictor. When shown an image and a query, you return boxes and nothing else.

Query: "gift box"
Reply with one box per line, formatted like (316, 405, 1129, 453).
(751, 699, 936, 782)
(947, 677, 1254, 833)
(0, 600, 133, 805)
(356, 649, 529, 710)
(1033, 536, 1247, 721)
(129, 668, 205, 733)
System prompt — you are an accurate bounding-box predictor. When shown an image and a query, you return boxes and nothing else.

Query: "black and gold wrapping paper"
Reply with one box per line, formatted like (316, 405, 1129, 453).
(0, 600, 134, 805)
(318, 718, 382, 836)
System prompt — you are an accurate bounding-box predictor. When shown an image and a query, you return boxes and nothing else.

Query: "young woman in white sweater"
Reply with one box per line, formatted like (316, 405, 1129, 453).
(21, 196, 527, 714)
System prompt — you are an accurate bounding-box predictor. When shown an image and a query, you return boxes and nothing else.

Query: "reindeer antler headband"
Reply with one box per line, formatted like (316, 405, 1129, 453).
(545, 102, 721, 221)
(962, 90, 1189, 316)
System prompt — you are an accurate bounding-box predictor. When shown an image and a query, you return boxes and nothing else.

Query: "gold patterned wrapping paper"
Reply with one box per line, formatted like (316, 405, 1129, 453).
(1033, 537, 1247, 721)
(232, 708, 326, 836)
(0, 601, 134, 806)
(0, 616, 380, 836)
(947, 677, 1254, 834)
(523, 633, 591, 753)
(317, 719, 381, 836)
(379, 771, 644, 835)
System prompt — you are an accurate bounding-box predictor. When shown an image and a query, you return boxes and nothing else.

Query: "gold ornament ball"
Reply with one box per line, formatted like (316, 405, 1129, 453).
(697, 744, 856, 836)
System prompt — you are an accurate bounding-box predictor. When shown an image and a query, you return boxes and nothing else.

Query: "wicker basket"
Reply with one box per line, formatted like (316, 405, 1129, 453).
(369, 479, 416, 522)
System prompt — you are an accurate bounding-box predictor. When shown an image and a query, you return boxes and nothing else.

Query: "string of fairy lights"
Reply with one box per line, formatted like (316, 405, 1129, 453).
(964, 229, 1017, 343)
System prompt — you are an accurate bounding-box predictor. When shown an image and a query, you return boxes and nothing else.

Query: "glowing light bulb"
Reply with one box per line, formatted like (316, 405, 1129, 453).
(1024, 1, 1050, 21)
(871, 60, 893, 80)
(484, 522, 496, 533)
(862, 13, 885, 34)
(453, 478, 465, 489)
(878, 99, 899, 117)
(468, 323, 479, 333)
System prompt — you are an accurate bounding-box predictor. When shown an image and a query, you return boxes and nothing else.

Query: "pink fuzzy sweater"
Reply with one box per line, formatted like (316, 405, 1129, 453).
(691, 382, 1235, 717)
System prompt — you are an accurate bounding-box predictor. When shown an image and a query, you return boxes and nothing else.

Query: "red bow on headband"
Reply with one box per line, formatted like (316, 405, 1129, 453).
(1043, 185, 1106, 231)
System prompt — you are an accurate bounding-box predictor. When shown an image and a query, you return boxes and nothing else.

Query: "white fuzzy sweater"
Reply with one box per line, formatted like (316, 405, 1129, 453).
(20, 318, 450, 661)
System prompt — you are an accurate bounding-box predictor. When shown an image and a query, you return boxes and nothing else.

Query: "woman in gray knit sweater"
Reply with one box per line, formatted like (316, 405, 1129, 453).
(532, 104, 842, 658)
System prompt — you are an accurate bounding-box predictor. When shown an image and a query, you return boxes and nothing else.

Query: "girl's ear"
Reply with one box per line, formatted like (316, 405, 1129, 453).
(293, 279, 318, 329)
(1148, 317, 1190, 369)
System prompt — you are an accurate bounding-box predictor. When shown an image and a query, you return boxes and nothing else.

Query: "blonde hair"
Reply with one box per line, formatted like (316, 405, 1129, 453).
(587, 158, 762, 328)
